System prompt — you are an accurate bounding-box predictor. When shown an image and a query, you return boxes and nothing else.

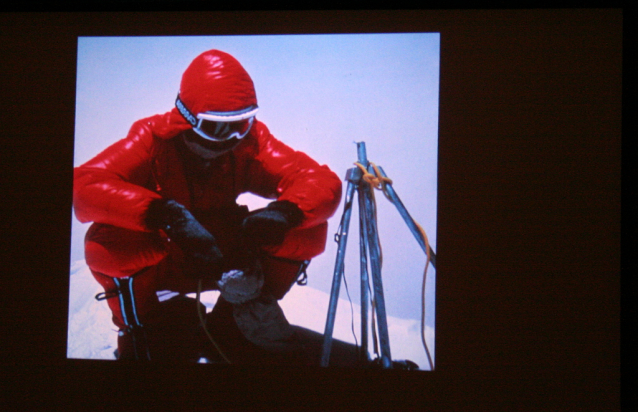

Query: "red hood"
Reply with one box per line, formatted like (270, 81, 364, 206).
(154, 49, 258, 140)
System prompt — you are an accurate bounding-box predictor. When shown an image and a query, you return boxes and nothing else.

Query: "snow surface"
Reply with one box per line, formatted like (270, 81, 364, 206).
(67, 259, 434, 370)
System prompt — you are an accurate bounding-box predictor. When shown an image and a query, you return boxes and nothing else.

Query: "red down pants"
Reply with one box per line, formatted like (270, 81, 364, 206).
(84, 221, 327, 333)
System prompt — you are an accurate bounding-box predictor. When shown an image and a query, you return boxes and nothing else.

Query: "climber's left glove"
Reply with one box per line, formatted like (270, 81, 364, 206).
(241, 200, 304, 246)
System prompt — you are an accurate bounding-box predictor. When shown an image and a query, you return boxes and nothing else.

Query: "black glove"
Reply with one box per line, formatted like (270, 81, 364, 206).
(145, 199, 223, 279)
(241, 200, 304, 246)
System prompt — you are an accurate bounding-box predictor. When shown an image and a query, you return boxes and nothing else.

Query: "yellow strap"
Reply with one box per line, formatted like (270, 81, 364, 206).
(354, 162, 392, 193)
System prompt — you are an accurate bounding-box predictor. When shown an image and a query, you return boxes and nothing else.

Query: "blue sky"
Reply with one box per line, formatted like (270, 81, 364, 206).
(71, 33, 439, 326)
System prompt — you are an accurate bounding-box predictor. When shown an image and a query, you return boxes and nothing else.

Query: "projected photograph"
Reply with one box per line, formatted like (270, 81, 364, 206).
(68, 34, 439, 370)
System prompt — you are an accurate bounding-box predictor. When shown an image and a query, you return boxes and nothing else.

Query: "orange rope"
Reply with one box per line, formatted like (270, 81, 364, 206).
(355, 161, 434, 370)
(416, 222, 434, 370)
(354, 162, 393, 194)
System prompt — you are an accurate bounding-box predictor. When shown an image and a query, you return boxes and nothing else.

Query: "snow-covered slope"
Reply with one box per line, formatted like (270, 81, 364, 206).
(67, 260, 434, 370)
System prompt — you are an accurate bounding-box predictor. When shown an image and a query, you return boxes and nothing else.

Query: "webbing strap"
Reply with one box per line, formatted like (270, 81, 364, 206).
(354, 162, 392, 199)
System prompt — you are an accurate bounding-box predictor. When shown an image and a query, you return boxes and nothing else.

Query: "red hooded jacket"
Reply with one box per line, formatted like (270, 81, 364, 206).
(73, 50, 342, 280)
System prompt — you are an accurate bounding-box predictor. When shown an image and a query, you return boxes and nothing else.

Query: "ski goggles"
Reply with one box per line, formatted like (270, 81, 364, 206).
(176, 94, 258, 141)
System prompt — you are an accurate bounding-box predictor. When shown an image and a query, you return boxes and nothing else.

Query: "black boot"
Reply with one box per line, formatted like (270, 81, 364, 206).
(202, 296, 266, 364)
(117, 295, 207, 362)
(203, 296, 310, 365)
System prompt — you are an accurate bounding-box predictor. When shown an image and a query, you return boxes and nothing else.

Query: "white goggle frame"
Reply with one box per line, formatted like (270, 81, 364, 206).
(176, 94, 258, 142)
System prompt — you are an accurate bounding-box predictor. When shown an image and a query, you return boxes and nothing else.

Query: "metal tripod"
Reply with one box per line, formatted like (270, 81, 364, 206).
(320, 142, 436, 368)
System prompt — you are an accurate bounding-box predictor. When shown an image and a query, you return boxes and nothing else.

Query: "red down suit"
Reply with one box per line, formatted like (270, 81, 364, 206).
(73, 50, 342, 331)
(74, 116, 342, 329)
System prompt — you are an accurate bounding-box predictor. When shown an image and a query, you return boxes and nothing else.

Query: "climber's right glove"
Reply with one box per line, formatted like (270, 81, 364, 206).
(145, 198, 224, 280)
